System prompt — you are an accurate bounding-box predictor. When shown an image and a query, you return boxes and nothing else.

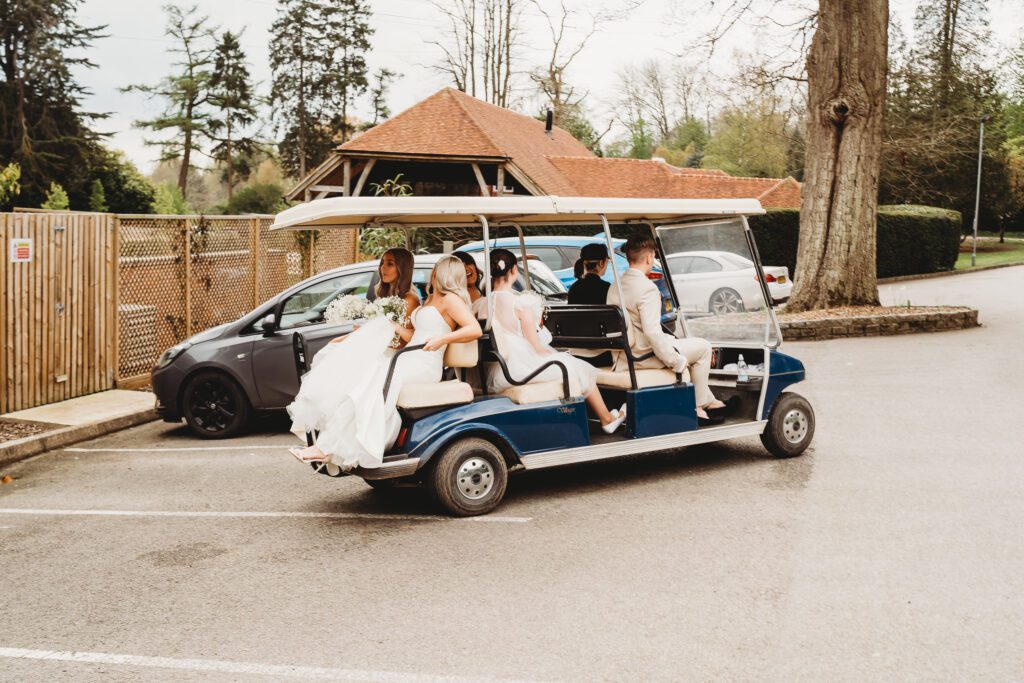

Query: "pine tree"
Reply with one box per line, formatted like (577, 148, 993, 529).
(368, 68, 398, 125)
(88, 178, 107, 211)
(41, 182, 70, 210)
(209, 31, 258, 199)
(0, 0, 106, 207)
(270, 0, 334, 178)
(123, 5, 216, 200)
(323, 0, 373, 141)
(881, 0, 1012, 230)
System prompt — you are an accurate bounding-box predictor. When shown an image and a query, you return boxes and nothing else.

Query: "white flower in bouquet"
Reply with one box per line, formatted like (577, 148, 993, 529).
(364, 295, 409, 346)
(366, 296, 407, 324)
(325, 295, 368, 325)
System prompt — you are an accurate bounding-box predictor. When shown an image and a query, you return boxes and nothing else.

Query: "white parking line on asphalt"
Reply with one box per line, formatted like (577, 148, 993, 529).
(0, 508, 532, 524)
(0, 647, 531, 682)
(64, 445, 289, 452)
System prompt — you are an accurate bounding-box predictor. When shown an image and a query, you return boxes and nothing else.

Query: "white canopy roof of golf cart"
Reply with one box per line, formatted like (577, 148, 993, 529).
(270, 196, 765, 230)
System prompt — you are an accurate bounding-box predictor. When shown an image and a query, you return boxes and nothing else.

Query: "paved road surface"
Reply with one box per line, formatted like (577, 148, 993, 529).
(1, 267, 1022, 681)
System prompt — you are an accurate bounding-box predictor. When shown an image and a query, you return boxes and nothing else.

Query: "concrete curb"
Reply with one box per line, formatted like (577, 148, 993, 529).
(878, 261, 1024, 284)
(0, 409, 158, 469)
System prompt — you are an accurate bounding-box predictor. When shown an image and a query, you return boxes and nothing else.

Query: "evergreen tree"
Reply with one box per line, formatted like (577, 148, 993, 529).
(41, 182, 69, 210)
(882, 1, 1012, 230)
(91, 149, 157, 214)
(88, 178, 107, 212)
(123, 5, 216, 200)
(270, 0, 334, 178)
(368, 68, 398, 126)
(0, 0, 106, 207)
(324, 0, 373, 142)
(209, 31, 258, 199)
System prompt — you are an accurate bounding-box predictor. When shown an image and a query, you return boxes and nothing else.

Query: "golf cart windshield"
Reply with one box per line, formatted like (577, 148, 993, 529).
(657, 218, 781, 347)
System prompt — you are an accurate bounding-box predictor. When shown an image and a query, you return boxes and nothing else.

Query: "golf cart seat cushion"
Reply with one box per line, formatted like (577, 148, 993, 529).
(596, 368, 685, 389)
(397, 380, 474, 409)
(501, 375, 582, 405)
(443, 340, 478, 368)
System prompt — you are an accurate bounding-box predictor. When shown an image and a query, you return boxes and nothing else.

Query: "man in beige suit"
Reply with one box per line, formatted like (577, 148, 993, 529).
(606, 234, 725, 419)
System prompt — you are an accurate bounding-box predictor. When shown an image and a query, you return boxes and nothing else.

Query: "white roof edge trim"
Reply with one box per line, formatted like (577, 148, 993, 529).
(269, 196, 765, 230)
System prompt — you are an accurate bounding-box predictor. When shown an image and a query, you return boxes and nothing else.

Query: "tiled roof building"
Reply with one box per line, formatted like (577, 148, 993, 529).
(288, 88, 800, 208)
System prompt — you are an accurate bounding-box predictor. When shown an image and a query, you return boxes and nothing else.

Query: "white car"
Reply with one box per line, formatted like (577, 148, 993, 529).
(666, 250, 792, 314)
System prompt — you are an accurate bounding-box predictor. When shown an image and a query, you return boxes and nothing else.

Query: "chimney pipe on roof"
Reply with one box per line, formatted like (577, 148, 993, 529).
(545, 110, 553, 137)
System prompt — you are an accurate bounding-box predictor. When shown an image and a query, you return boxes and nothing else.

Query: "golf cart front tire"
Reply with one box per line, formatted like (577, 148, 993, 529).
(761, 392, 815, 458)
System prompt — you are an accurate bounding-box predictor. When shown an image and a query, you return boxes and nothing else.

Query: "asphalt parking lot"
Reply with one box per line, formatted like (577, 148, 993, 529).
(1, 266, 1023, 681)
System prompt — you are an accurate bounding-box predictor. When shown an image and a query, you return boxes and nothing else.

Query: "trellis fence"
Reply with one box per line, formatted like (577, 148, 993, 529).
(1, 211, 358, 412)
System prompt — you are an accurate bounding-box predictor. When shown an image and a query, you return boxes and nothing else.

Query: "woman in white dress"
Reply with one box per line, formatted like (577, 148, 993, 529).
(288, 256, 482, 468)
(487, 249, 626, 435)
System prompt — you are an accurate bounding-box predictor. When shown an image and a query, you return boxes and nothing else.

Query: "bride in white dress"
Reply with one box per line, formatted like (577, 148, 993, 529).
(486, 249, 626, 434)
(287, 256, 482, 469)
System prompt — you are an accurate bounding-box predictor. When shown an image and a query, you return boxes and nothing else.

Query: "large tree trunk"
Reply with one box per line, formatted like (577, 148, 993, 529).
(787, 0, 888, 311)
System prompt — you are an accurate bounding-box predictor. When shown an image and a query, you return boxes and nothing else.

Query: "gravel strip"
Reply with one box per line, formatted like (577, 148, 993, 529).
(0, 420, 50, 444)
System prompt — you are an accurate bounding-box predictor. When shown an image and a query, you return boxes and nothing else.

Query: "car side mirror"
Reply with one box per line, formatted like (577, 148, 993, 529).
(261, 313, 278, 335)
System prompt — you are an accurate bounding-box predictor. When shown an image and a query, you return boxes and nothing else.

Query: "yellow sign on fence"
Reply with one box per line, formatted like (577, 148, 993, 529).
(8, 237, 32, 262)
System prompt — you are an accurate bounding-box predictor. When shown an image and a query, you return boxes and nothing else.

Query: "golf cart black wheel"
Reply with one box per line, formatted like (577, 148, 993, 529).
(709, 287, 746, 315)
(761, 392, 815, 458)
(428, 438, 508, 517)
(182, 371, 250, 439)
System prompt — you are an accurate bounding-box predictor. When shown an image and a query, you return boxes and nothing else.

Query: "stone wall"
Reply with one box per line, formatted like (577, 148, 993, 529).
(781, 308, 979, 341)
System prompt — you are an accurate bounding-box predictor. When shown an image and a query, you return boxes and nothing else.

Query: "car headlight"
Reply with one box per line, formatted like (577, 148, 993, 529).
(155, 342, 192, 370)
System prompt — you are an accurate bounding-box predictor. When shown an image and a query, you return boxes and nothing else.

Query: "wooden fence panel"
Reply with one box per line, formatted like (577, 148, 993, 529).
(1, 211, 358, 404)
(0, 212, 116, 413)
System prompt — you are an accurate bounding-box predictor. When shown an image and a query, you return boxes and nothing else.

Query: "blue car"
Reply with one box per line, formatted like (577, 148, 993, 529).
(460, 236, 676, 321)
(275, 196, 814, 517)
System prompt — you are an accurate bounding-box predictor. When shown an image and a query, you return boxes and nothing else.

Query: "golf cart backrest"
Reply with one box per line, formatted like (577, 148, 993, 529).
(541, 305, 682, 390)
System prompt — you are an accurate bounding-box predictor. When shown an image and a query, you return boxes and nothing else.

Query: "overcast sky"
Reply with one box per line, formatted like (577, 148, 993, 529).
(73, 0, 1024, 172)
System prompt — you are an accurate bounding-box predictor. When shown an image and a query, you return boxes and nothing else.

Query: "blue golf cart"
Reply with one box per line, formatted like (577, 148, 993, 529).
(273, 196, 814, 516)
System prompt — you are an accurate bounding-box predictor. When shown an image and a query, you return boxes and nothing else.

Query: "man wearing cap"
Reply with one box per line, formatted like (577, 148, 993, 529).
(568, 243, 611, 305)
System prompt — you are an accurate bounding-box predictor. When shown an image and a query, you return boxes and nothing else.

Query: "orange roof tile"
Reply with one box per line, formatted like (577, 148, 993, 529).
(544, 156, 801, 208)
(341, 88, 593, 194)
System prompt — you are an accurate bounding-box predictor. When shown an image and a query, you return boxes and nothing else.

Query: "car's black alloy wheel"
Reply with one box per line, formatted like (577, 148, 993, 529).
(182, 371, 250, 439)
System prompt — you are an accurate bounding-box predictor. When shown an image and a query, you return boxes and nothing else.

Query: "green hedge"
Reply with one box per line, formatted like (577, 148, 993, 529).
(748, 205, 961, 278)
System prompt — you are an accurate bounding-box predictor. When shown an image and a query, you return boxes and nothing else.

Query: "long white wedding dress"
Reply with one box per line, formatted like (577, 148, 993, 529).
(287, 305, 452, 469)
(488, 290, 596, 396)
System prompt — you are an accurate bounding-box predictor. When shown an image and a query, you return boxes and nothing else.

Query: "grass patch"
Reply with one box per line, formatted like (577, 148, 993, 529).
(956, 240, 1024, 270)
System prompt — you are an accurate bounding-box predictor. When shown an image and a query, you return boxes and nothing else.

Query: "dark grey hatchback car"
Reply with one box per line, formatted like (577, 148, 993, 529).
(151, 254, 566, 438)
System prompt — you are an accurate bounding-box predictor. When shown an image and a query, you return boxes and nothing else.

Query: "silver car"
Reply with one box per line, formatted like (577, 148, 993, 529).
(151, 254, 567, 438)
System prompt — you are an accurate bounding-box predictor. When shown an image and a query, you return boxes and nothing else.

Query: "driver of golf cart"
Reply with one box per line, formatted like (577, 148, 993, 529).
(606, 234, 725, 420)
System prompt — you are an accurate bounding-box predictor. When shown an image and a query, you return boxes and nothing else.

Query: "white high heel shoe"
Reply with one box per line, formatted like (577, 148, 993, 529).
(601, 411, 627, 434)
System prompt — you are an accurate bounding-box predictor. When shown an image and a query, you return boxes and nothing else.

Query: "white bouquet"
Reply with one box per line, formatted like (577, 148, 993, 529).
(325, 295, 368, 325)
(325, 294, 408, 346)
(365, 295, 409, 347)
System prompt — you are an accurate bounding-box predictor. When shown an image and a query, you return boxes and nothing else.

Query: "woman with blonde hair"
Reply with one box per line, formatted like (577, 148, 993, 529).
(288, 255, 482, 468)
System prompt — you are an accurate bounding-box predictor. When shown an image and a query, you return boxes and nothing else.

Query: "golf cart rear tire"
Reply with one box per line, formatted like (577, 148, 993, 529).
(429, 438, 508, 517)
(761, 392, 814, 458)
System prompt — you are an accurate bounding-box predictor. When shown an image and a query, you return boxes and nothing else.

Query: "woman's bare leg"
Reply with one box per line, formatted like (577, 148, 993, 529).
(584, 388, 616, 426)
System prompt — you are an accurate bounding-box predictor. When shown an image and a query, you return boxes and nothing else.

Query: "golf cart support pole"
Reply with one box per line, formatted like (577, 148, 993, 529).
(478, 214, 493, 329)
(510, 222, 533, 292)
(600, 215, 630, 327)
